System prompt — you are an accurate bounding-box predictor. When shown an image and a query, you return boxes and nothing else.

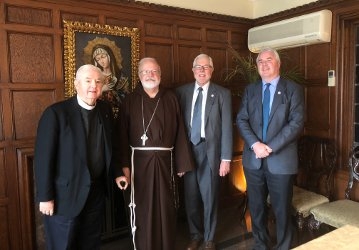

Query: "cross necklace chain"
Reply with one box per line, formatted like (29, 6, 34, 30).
(141, 97, 161, 146)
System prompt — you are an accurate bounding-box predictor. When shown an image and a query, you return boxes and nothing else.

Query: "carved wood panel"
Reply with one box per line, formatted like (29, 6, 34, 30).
(6, 5, 52, 27)
(8, 33, 55, 83)
(12, 90, 56, 140)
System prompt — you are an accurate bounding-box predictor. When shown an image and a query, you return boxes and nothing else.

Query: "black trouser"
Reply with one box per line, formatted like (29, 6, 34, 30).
(44, 182, 105, 250)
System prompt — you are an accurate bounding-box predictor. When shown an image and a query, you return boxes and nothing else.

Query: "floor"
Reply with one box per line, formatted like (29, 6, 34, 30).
(101, 194, 331, 250)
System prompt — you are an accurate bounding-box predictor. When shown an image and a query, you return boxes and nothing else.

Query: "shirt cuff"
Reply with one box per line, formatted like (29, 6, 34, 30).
(251, 141, 260, 150)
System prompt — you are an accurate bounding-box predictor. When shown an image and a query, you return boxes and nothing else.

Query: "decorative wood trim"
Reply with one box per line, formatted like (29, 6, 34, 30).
(16, 148, 38, 250)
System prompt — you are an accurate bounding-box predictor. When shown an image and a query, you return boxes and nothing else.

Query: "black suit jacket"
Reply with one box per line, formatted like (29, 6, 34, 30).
(34, 96, 114, 217)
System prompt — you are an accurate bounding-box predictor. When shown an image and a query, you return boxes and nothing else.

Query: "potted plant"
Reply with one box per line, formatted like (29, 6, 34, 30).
(225, 45, 306, 88)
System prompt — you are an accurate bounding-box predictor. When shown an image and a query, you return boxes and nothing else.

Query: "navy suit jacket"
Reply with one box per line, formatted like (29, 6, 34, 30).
(34, 96, 114, 217)
(176, 82, 233, 172)
(236, 78, 304, 174)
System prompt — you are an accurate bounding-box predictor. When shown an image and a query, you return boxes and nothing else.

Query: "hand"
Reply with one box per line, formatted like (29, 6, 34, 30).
(253, 142, 272, 158)
(115, 176, 129, 190)
(219, 161, 231, 177)
(177, 172, 185, 177)
(39, 200, 55, 216)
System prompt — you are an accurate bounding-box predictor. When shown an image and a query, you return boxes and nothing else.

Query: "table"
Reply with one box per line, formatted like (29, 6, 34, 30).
(292, 225, 359, 249)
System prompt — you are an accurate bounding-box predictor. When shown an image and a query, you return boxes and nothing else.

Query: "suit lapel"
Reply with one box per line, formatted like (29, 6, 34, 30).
(254, 82, 263, 122)
(269, 80, 286, 122)
(204, 83, 216, 126)
(185, 84, 195, 128)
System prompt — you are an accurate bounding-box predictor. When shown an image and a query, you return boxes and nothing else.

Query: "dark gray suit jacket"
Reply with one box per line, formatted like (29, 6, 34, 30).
(34, 96, 114, 217)
(237, 78, 305, 174)
(176, 82, 233, 172)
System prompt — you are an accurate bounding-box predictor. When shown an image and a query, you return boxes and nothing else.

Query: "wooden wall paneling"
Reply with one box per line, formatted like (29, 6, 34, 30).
(144, 21, 173, 39)
(0, 148, 10, 250)
(279, 48, 303, 75)
(8, 33, 55, 83)
(230, 30, 248, 49)
(5, 146, 21, 250)
(0, 207, 11, 250)
(206, 46, 229, 85)
(177, 25, 202, 42)
(177, 45, 202, 84)
(299, 44, 332, 138)
(143, 43, 174, 87)
(306, 44, 332, 80)
(304, 86, 331, 136)
(206, 28, 227, 44)
(60, 12, 99, 26)
(337, 18, 356, 170)
(0, 92, 3, 141)
(6, 5, 52, 27)
(106, 17, 139, 29)
(12, 90, 56, 140)
(16, 148, 40, 250)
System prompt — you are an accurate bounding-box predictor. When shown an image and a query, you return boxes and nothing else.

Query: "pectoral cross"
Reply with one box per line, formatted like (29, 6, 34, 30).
(141, 133, 148, 146)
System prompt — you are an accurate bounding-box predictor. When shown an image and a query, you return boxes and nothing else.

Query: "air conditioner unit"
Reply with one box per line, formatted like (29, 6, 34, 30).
(248, 9, 332, 53)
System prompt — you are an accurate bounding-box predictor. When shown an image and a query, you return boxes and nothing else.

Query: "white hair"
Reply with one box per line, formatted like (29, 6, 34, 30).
(75, 64, 104, 80)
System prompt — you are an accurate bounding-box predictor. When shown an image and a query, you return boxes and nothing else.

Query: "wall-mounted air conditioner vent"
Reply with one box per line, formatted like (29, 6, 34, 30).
(248, 9, 332, 53)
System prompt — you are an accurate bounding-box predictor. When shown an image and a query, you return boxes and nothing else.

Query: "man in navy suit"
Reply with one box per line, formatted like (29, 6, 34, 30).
(237, 48, 305, 250)
(176, 54, 233, 250)
(34, 64, 116, 250)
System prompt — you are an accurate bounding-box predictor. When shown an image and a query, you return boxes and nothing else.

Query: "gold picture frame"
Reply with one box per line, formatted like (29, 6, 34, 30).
(63, 20, 140, 98)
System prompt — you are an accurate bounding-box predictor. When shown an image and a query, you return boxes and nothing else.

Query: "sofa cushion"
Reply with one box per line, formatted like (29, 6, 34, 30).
(292, 185, 329, 218)
(310, 199, 359, 228)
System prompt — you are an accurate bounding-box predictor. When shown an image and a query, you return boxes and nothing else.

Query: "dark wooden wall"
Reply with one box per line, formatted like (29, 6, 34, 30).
(0, 0, 250, 249)
(1, 0, 359, 249)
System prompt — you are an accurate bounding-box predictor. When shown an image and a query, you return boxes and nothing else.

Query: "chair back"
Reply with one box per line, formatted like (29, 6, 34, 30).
(296, 136, 337, 200)
(345, 143, 359, 199)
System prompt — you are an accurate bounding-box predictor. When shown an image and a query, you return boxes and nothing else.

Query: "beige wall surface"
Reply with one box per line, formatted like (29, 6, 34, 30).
(135, 0, 318, 18)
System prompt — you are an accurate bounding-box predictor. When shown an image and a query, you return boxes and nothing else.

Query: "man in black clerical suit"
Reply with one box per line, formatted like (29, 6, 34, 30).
(34, 64, 116, 250)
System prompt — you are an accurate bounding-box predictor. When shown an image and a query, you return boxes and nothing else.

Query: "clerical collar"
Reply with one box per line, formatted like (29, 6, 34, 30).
(77, 95, 96, 110)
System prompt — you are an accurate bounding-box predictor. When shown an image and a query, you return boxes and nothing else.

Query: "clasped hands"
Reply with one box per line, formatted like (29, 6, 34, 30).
(253, 142, 272, 159)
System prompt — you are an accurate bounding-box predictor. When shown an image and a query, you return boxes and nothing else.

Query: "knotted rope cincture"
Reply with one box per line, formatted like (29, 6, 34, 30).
(129, 146, 174, 250)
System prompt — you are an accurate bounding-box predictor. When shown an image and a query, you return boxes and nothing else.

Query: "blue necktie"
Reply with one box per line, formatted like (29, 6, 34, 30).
(262, 83, 270, 142)
(191, 87, 203, 145)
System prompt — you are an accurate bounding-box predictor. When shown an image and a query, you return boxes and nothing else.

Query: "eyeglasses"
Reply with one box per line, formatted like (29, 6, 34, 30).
(139, 69, 161, 75)
(193, 65, 213, 71)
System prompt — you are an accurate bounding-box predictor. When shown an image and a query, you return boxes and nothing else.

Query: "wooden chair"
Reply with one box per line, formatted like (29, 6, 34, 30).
(267, 136, 337, 229)
(309, 144, 359, 229)
(291, 136, 337, 229)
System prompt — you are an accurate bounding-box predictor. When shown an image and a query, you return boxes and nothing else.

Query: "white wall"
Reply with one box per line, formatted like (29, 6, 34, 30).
(135, 0, 318, 18)
(253, 0, 319, 18)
